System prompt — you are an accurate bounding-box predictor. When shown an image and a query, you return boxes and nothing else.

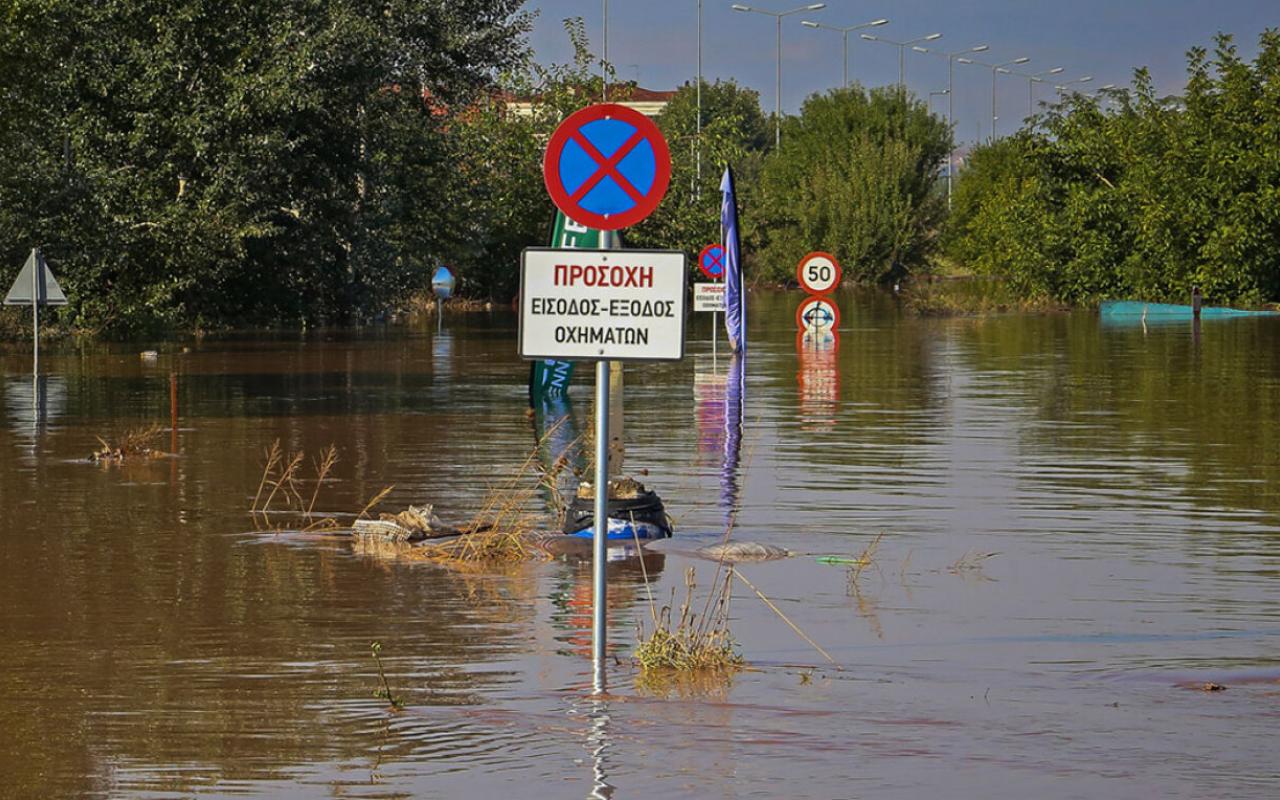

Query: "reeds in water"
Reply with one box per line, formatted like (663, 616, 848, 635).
(251, 441, 363, 531)
(635, 566, 742, 673)
(91, 424, 166, 463)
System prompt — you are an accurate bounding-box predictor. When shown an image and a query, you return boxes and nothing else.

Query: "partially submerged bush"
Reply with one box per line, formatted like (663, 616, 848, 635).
(635, 567, 742, 673)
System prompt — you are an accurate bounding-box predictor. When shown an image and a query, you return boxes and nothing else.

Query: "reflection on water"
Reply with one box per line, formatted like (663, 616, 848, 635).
(2, 293, 1279, 798)
(4, 373, 67, 436)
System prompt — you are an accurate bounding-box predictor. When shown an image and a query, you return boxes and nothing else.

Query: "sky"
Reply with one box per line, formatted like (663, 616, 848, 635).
(522, 0, 1277, 146)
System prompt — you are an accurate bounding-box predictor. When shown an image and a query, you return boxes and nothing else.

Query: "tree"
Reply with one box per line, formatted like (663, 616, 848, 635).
(442, 17, 612, 301)
(0, 0, 530, 333)
(627, 79, 770, 268)
(946, 29, 1280, 306)
(754, 86, 950, 284)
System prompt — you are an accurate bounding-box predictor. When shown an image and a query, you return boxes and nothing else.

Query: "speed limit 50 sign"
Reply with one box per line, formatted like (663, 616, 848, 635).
(797, 251, 841, 295)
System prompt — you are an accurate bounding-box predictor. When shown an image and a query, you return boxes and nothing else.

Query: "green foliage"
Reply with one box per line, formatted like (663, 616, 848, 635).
(442, 18, 613, 300)
(755, 86, 951, 284)
(946, 29, 1280, 306)
(0, 0, 529, 333)
(627, 79, 770, 268)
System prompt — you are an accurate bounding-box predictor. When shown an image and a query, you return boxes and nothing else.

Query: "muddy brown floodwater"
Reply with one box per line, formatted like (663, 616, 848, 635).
(2, 290, 1279, 798)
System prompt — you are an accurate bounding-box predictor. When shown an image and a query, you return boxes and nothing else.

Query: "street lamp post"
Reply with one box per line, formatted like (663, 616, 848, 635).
(860, 32, 943, 90)
(958, 55, 1030, 141)
(1015, 66, 1063, 115)
(603, 0, 609, 101)
(697, 1, 702, 193)
(1053, 75, 1094, 98)
(732, 3, 827, 147)
(800, 18, 888, 88)
(915, 43, 989, 207)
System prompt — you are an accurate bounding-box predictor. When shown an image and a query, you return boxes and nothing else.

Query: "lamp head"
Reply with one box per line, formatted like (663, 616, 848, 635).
(801, 20, 819, 27)
(925, 33, 942, 41)
(731, 4, 751, 12)
(870, 19, 888, 26)
(859, 33, 878, 41)
(806, 3, 826, 10)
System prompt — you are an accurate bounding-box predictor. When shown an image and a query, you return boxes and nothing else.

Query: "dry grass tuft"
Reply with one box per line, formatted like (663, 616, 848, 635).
(251, 440, 383, 532)
(847, 533, 884, 584)
(946, 550, 999, 580)
(635, 567, 742, 673)
(91, 425, 166, 463)
(420, 432, 561, 566)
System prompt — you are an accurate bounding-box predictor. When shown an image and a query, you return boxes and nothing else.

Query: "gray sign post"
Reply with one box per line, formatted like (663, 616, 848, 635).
(4, 248, 69, 379)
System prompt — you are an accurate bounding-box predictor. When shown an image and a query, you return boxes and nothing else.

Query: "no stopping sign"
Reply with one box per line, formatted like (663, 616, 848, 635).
(542, 104, 672, 231)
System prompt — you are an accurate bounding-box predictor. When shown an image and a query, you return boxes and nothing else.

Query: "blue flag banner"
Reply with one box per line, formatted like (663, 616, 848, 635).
(721, 167, 745, 353)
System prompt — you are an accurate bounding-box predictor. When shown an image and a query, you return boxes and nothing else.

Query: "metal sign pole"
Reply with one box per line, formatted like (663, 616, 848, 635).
(592, 228, 615, 694)
(31, 248, 39, 380)
(592, 356, 610, 692)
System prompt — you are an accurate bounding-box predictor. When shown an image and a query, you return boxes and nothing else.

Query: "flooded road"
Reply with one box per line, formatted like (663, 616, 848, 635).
(2, 291, 1278, 798)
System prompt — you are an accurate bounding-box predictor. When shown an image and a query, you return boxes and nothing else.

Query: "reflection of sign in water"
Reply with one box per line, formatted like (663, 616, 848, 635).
(431, 331, 453, 377)
(4, 374, 68, 432)
(693, 368, 726, 457)
(542, 104, 672, 231)
(698, 243, 725, 280)
(796, 331, 839, 432)
(693, 282, 725, 312)
(796, 251, 841, 295)
(796, 295, 841, 334)
(519, 248, 687, 362)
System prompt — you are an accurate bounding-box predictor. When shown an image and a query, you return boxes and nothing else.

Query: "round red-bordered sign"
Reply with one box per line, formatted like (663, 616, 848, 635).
(698, 243, 726, 280)
(797, 251, 842, 295)
(796, 295, 841, 333)
(543, 103, 672, 231)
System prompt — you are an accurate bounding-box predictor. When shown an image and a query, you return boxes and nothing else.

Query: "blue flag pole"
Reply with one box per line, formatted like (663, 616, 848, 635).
(721, 167, 745, 353)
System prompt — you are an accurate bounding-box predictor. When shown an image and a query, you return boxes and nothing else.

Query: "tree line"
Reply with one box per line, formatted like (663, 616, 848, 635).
(0, 8, 946, 334)
(4, 3, 1272, 335)
(945, 30, 1280, 307)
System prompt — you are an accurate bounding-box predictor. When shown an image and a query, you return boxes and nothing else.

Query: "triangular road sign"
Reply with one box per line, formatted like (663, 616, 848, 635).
(4, 248, 68, 306)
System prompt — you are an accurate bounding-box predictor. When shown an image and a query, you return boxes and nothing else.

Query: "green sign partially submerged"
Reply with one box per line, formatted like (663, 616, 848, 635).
(528, 212, 612, 404)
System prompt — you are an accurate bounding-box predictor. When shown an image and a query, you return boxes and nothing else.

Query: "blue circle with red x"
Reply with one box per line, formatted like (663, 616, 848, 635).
(543, 104, 671, 231)
(698, 243, 725, 280)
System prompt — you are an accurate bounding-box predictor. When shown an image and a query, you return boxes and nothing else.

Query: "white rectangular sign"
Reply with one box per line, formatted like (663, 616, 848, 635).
(693, 282, 725, 313)
(520, 248, 687, 362)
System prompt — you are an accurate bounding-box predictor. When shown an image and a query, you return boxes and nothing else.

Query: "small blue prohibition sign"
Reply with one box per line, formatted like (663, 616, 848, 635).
(558, 119, 657, 217)
(700, 245, 726, 279)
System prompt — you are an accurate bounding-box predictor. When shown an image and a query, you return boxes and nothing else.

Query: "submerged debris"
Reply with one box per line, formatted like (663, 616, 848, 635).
(90, 425, 166, 464)
(696, 541, 792, 563)
(352, 505, 460, 542)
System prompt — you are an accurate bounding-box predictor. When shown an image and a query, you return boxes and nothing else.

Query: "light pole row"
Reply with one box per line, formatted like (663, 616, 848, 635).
(683, 2, 1105, 204)
(731, 3, 828, 148)
(801, 18, 887, 89)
